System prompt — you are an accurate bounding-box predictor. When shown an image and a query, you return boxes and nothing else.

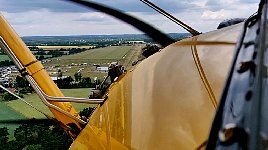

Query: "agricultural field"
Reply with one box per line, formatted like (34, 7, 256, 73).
(0, 55, 10, 61)
(0, 88, 93, 137)
(45, 46, 134, 65)
(37, 45, 95, 50)
(0, 44, 144, 138)
(43, 45, 144, 79)
(0, 102, 26, 121)
(4, 88, 94, 119)
(0, 45, 144, 123)
(0, 102, 26, 137)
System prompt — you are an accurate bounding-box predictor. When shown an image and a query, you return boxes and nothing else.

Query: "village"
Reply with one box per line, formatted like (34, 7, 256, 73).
(0, 66, 18, 87)
(0, 61, 111, 88)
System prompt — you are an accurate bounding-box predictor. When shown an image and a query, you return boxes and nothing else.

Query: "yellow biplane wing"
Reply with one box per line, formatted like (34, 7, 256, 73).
(70, 23, 243, 150)
(0, 0, 247, 149)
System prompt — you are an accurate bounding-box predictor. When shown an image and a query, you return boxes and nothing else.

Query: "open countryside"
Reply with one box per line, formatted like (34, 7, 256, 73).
(45, 45, 136, 64)
(0, 26, 190, 148)
(1, 44, 144, 112)
(37, 45, 95, 50)
(0, 44, 145, 134)
(3, 88, 94, 119)
(44, 45, 144, 79)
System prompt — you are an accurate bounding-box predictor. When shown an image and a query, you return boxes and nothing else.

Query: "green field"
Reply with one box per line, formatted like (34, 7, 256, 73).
(0, 45, 144, 139)
(45, 46, 134, 65)
(0, 54, 51, 61)
(4, 88, 94, 119)
(0, 55, 10, 61)
(1, 45, 143, 125)
(0, 102, 26, 137)
(0, 88, 94, 138)
(44, 45, 143, 79)
(0, 102, 26, 120)
(61, 46, 132, 59)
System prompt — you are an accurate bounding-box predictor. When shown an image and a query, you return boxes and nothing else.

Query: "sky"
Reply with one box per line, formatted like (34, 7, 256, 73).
(0, 0, 260, 36)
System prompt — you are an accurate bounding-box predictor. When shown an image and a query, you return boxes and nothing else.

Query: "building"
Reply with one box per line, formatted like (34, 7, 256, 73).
(96, 67, 109, 72)
(50, 76, 69, 81)
(0, 77, 9, 86)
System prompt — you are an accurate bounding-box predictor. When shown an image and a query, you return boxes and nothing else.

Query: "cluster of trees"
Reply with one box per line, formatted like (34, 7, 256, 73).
(56, 76, 95, 89)
(24, 39, 119, 48)
(29, 46, 88, 59)
(73, 72, 98, 88)
(0, 76, 33, 101)
(68, 48, 87, 55)
(55, 71, 96, 89)
(0, 107, 95, 150)
(0, 112, 74, 150)
(55, 76, 73, 89)
(0, 60, 14, 67)
(46, 48, 90, 57)
(47, 50, 64, 57)
(0, 122, 72, 150)
(25, 41, 94, 46)
(141, 44, 161, 58)
(0, 71, 96, 101)
(31, 48, 92, 60)
(1, 92, 23, 101)
(36, 55, 45, 60)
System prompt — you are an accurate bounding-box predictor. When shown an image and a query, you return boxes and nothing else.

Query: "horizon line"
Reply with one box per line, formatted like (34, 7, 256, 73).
(21, 32, 190, 37)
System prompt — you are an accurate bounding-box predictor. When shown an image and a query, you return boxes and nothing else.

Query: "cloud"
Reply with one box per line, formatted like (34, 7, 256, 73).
(0, 0, 260, 36)
(0, 0, 90, 13)
(75, 12, 119, 25)
(203, 0, 258, 20)
(0, 0, 199, 14)
(1, 9, 142, 36)
(238, 0, 259, 3)
(205, 0, 242, 11)
(205, 0, 259, 11)
(100, 0, 198, 13)
(201, 9, 227, 20)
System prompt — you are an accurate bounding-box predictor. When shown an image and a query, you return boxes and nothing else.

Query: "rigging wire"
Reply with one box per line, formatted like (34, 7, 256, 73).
(0, 84, 81, 138)
(139, 0, 200, 36)
(0, 84, 52, 119)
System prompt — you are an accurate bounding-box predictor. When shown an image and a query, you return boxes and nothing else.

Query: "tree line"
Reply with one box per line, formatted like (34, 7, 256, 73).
(0, 107, 94, 150)
(29, 47, 92, 59)
(1, 72, 97, 101)
(0, 60, 14, 67)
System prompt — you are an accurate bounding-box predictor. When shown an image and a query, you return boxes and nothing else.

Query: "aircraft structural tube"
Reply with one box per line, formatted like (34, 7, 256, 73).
(0, 14, 81, 129)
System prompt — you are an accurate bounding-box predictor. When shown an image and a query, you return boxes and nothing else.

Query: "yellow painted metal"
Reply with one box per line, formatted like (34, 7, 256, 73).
(0, 14, 81, 128)
(70, 73, 132, 150)
(70, 23, 243, 149)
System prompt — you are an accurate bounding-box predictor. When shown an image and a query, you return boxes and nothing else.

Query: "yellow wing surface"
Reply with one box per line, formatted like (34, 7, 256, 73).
(70, 23, 243, 149)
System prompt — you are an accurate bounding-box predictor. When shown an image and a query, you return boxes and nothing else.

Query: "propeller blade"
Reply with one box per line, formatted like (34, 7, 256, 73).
(65, 0, 175, 47)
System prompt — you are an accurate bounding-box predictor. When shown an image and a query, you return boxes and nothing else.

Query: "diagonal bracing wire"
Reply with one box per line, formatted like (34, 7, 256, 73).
(0, 84, 52, 119)
(140, 0, 200, 36)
